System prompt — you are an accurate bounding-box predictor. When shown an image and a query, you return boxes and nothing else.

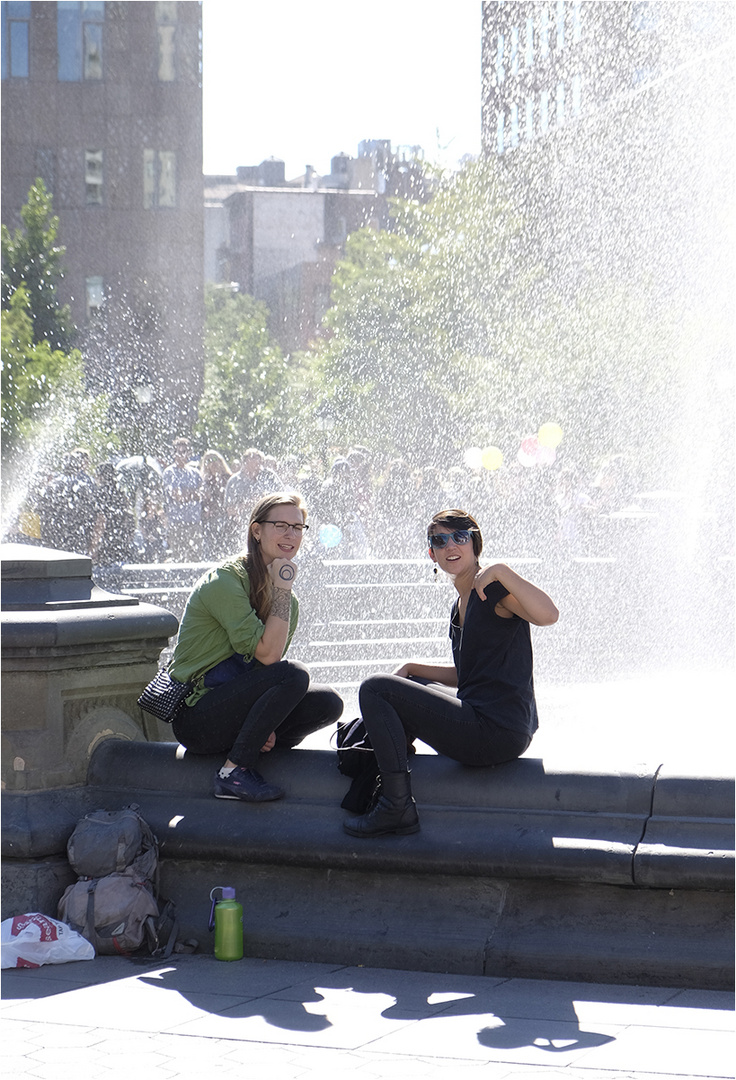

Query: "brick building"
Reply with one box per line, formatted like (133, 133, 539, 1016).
(1, 1, 204, 431)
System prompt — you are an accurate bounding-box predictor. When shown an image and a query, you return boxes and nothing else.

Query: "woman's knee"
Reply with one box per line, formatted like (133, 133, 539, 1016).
(359, 673, 398, 707)
(277, 659, 310, 696)
(315, 686, 344, 723)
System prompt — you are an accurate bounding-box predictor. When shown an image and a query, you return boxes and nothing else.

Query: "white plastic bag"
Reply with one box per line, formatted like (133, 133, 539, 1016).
(1, 913, 95, 968)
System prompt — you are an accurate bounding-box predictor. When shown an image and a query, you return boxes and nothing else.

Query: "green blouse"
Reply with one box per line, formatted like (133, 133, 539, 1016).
(169, 557, 298, 705)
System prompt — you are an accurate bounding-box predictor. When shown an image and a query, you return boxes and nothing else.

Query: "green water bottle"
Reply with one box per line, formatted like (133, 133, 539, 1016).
(208, 886, 243, 961)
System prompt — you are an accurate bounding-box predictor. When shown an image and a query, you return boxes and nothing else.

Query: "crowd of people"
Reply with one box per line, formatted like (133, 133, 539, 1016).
(8, 437, 644, 566)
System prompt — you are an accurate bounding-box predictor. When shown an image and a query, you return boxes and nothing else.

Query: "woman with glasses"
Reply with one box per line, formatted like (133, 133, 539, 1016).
(344, 508, 558, 838)
(170, 491, 343, 802)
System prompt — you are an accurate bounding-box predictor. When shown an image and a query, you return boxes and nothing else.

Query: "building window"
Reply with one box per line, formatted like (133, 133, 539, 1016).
(156, 1, 177, 81)
(540, 89, 550, 134)
(85, 149, 103, 204)
(525, 16, 534, 68)
(525, 97, 534, 141)
(509, 101, 520, 148)
(495, 31, 505, 84)
(556, 0, 565, 51)
(539, 5, 550, 57)
(58, 1, 104, 82)
(572, 0, 582, 45)
(85, 275, 104, 319)
(571, 73, 582, 116)
(556, 82, 565, 127)
(143, 149, 176, 208)
(1, 1, 31, 79)
(496, 110, 505, 155)
(158, 151, 176, 206)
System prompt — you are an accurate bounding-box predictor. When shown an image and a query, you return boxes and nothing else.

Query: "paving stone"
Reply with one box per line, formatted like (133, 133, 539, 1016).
(2, 957, 733, 1080)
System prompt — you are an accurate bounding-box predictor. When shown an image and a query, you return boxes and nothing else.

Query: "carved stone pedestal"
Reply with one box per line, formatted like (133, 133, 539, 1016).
(1, 544, 178, 792)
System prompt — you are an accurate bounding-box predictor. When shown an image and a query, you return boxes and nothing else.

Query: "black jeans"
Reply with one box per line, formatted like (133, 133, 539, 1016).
(172, 659, 343, 768)
(358, 674, 531, 774)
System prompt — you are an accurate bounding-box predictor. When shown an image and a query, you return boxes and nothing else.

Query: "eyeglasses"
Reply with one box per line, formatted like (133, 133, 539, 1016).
(428, 529, 474, 550)
(259, 520, 309, 535)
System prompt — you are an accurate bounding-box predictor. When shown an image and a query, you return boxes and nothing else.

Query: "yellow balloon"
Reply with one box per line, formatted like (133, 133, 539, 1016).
(538, 422, 563, 448)
(481, 446, 504, 471)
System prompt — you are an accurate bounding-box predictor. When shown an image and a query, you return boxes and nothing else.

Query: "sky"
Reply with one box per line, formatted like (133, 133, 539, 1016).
(201, 0, 482, 179)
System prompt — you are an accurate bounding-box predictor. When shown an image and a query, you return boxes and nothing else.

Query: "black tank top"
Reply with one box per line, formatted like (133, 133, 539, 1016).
(450, 579, 538, 736)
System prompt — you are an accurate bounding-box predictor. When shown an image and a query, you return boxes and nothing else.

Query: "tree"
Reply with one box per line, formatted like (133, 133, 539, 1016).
(312, 159, 545, 459)
(1, 179, 72, 350)
(196, 286, 303, 459)
(1, 284, 82, 450)
(308, 156, 689, 486)
(0, 180, 116, 478)
(1, 283, 114, 468)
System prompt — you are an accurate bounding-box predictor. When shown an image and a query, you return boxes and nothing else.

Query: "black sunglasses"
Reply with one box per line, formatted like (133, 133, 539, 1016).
(428, 529, 475, 550)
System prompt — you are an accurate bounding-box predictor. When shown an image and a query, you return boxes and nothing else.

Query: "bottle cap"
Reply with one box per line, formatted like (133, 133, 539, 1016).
(222, 887, 236, 899)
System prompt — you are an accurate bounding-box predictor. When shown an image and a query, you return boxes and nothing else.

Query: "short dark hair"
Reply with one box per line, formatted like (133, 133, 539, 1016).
(427, 508, 483, 558)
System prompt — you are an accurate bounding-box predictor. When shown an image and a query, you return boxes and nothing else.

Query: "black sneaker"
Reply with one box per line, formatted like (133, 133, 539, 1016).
(213, 766, 284, 802)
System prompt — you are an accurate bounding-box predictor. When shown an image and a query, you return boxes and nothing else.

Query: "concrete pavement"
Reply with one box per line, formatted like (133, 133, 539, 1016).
(2, 954, 733, 1079)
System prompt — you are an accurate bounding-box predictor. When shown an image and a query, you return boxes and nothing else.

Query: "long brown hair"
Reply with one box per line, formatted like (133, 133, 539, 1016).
(244, 491, 307, 620)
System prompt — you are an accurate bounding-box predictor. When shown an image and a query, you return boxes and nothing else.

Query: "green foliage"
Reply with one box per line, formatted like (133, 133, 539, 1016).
(310, 156, 687, 482)
(314, 160, 545, 457)
(1, 183, 116, 493)
(196, 286, 308, 459)
(1, 284, 83, 448)
(2, 284, 116, 473)
(1, 179, 72, 350)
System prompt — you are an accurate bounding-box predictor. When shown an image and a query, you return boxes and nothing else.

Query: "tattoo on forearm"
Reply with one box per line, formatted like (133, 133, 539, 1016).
(270, 586, 291, 623)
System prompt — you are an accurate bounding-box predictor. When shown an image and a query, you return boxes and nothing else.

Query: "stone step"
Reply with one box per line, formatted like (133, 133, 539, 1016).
(5, 739, 725, 986)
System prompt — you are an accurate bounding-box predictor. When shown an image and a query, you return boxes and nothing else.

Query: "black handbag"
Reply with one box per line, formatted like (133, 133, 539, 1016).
(333, 718, 380, 813)
(334, 717, 375, 778)
(138, 668, 192, 724)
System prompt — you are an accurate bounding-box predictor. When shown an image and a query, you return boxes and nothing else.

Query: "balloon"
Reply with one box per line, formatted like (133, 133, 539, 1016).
(536, 445, 557, 466)
(463, 447, 483, 470)
(518, 434, 557, 467)
(481, 446, 504, 471)
(517, 436, 539, 468)
(319, 523, 342, 548)
(538, 422, 563, 448)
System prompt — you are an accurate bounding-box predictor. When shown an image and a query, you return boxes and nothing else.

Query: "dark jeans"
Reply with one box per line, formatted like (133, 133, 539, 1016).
(172, 659, 343, 768)
(358, 674, 531, 774)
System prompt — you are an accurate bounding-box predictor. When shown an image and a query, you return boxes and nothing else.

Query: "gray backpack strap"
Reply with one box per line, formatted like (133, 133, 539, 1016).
(83, 880, 101, 954)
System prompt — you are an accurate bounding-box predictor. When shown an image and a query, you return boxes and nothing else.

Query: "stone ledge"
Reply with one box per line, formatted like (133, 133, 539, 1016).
(80, 740, 733, 891)
(4, 741, 732, 893)
(2, 739, 733, 987)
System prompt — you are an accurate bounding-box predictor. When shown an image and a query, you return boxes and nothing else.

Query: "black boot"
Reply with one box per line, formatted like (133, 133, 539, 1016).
(343, 771, 420, 838)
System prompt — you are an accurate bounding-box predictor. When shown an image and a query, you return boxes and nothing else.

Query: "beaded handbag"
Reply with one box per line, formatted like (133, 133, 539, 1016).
(138, 668, 192, 724)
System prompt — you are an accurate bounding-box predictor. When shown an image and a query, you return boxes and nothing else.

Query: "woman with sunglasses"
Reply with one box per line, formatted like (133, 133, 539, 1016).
(344, 508, 558, 838)
(169, 491, 343, 802)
